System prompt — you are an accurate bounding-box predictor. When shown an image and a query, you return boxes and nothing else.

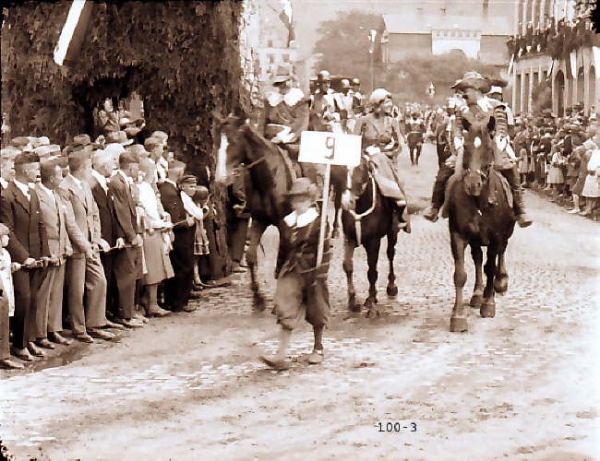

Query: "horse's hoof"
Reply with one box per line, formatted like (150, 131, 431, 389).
(469, 294, 483, 308)
(450, 317, 468, 332)
(480, 303, 496, 318)
(253, 296, 267, 312)
(386, 285, 398, 297)
(366, 307, 381, 319)
(348, 303, 361, 313)
(494, 277, 508, 294)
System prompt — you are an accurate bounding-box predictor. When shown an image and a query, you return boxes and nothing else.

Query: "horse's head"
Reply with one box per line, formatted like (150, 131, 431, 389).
(214, 112, 250, 185)
(341, 155, 371, 211)
(461, 110, 495, 197)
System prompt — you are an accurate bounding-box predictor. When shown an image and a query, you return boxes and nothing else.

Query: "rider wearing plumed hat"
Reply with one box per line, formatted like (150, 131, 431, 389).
(423, 72, 532, 227)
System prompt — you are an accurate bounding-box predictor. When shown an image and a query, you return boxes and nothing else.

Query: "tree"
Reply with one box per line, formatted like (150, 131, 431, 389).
(312, 10, 381, 88)
(2, 1, 246, 278)
(381, 51, 502, 104)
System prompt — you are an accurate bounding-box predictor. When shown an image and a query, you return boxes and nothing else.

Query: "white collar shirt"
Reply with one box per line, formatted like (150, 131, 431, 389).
(91, 169, 108, 193)
(13, 179, 31, 200)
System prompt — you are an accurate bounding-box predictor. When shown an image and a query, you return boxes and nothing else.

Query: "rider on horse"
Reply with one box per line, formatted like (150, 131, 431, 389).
(263, 69, 310, 162)
(423, 71, 533, 228)
(333, 79, 355, 133)
(353, 88, 411, 233)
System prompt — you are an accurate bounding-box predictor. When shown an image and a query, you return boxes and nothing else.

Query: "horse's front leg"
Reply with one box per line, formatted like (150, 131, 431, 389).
(386, 231, 398, 297)
(331, 193, 341, 239)
(450, 231, 468, 332)
(493, 242, 509, 295)
(481, 245, 498, 318)
(342, 238, 360, 312)
(364, 238, 382, 318)
(246, 220, 267, 312)
(469, 245, 484, 308)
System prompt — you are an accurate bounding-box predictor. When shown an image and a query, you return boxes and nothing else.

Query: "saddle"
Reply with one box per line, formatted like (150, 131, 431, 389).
(366, 152, 406, 201)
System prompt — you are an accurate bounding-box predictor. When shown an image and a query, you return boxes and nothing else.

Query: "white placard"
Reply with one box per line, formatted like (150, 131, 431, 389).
(298, 131, 362, 167)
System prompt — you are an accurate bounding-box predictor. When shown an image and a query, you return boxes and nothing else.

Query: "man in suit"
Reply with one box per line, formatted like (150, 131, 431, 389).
(108, 151, 145, 328)
(1, 148, 18, 190)
(90, 149, 123, 328)
(59, 148, 114, 342)
(159, 162, 196, 312)
(0, 152, 49, 361)
(34, 159, 73, 347)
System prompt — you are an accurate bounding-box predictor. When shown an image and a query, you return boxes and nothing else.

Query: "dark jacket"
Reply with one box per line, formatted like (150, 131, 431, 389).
(108, 171, 139, 244)
(0, 181, 49, 263)
(275, 207, 331, 279)
(90, 176, 117, 246)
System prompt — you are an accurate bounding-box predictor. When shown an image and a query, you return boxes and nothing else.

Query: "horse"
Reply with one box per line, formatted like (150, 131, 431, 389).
(214, 115, 296, 311)
(340, 154, 400, 318)
(444, 110, 516, 332)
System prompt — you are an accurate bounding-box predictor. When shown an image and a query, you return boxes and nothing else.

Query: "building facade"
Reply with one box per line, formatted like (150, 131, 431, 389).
(379, 12, 513, 67)
(510, 0, 598, 115)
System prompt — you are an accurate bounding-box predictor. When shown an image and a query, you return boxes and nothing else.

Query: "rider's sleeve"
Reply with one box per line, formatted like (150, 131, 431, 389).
(290, 101, 310, 139)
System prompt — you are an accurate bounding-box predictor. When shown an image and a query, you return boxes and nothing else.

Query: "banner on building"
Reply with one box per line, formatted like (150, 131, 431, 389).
(570, 51, 577, 79)
(508, 55, 514, 75)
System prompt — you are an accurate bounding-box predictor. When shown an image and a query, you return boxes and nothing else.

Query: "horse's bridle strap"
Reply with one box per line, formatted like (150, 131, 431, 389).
(347, 174, 377, 245)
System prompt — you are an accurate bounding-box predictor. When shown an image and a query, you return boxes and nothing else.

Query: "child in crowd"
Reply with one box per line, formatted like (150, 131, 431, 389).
(192, 186, 211, 287)
(260, 178, 331, 371)
(547, 145, 565, 202)
(0, 223, 23, 370)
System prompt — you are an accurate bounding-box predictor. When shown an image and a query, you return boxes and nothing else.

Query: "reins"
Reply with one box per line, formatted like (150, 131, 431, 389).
(347, 172, 377, 246)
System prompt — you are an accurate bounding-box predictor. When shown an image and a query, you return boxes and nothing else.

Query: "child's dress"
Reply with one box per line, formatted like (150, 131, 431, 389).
(0, 248, 15, 317)
(547, 152, 564, 185)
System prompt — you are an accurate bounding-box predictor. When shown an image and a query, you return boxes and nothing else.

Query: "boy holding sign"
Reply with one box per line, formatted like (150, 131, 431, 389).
(260, 178, 331, 371)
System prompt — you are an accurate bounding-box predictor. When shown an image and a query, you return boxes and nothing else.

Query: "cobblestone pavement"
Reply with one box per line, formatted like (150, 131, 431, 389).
(1, 145, 599, 460)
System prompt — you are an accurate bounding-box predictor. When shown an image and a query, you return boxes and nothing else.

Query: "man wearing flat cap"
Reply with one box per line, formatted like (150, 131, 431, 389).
(160, 173, 197, 313)
(90, 149, 121, 326)
(108, 151, 145, 328)
(59, 149, 114, 342)
(0, 152, 50, 361)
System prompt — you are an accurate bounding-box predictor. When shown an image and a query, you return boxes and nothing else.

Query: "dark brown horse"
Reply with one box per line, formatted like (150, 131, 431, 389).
(341, 154, 399, 318)
(215, 115, 296, 311)
(445, 109, 516, 332)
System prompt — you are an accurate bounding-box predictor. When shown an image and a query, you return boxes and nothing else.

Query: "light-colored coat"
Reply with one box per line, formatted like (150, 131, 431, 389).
(58, 175, 101, 257)
(35, 185, 72, 262)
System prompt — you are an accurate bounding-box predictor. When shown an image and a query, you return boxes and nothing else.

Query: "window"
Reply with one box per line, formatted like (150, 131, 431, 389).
(267, 39, 273, 47)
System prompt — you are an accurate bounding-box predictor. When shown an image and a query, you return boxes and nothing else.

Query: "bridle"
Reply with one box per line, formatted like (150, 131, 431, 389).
(345, 155, 378, 245)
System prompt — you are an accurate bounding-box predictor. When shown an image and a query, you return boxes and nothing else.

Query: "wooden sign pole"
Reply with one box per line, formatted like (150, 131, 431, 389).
(315, 162, 331, 267)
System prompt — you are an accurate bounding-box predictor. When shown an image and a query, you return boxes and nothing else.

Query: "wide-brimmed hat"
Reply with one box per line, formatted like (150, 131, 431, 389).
(284, 177, 318, 199)
(179, 174, 198, 186)
(317, 70, 331, 82)
(451, 71, 491, 93)
(128, 144, 150, 157)
(106, 130, 134, 146)
(272, 66, 292, 85)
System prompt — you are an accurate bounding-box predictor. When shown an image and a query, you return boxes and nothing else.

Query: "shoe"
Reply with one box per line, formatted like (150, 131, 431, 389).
(0, 358, 25, 370)
(260, 355, 290, 371)
(231, 263, 246, 274)
(146, 306, 171, 317)
(423, 207, 439, 222)
(88, 329, 116, 340)
(181, 304, 197, 313)
(307, 349, 324, 365)
(104, 319, 126, 330)
(517, 214, 533, 228)
(74, 332, 94, 343)
(133, 311, 149, 324)
(568, 208, 581, 214)
(11, 347, 33, 362)
(579, 210, 591, 216)
(35, 338, 56, 350)
(48, 332, 73, 346)
(27, 342, 46, 358)
(121, 318, 144, 328)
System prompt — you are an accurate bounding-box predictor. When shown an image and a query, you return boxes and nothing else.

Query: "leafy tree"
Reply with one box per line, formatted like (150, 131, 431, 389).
(2, 1, 246, 278)
(312, 10, 381, 88)
(381, 50, 502, 104)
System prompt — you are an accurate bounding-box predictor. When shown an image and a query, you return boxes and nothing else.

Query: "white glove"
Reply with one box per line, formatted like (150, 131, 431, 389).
(453, 137, 464, 151)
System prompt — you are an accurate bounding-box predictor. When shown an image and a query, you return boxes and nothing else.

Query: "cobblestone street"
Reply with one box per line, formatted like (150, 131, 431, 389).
(1, 145, 599, 460)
